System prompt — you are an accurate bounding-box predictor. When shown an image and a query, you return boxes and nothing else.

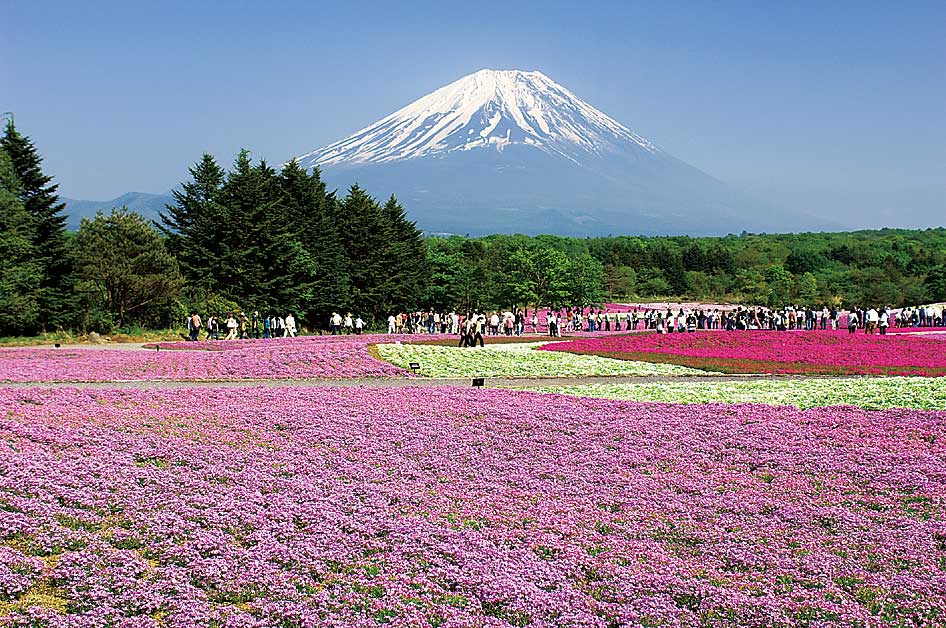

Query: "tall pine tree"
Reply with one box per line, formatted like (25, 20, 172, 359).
(279, 160, 349, 325)
(1, 118, 75, 330)
(158, 152, 226, 292)
(380, 194, 428, 313)
(0, 147, 42, 335)
(335, 184, 390, 321)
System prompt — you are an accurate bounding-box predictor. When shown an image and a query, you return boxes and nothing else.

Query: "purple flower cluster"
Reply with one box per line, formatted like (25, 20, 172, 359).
(1, 386, 944, 625)
(0, 335, 417, 382)
(541, 330, 946, 376)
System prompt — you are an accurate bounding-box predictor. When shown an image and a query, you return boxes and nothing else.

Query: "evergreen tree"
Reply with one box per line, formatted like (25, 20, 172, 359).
(1, 118, 75, 330)
(214, 150, 285, 311)
(380, 194, 428, 313)
(158, 153, 226, 289)
(0, 147, 42, 335)
(335, 184, 390, 321)
(279, 160, 349, 325)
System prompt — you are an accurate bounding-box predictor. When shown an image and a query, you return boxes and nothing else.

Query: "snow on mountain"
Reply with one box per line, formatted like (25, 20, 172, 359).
(293, 69, 836, 236)
(296, 69, 658, 169)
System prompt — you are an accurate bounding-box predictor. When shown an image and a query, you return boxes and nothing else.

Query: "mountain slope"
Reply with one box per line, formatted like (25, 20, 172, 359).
(295, 69, 832, 236)
(297, 69, 658, 168)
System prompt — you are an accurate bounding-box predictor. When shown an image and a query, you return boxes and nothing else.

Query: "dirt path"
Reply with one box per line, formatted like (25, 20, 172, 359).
(0, 373, 869, 390)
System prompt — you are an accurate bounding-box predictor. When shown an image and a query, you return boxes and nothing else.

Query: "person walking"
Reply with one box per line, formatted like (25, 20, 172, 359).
(472, 313, 486, 347)
(354, 316, 364, 335)
(458, 315, 472, 347)
(866, 308, 879, 334)
(188, 311, 202, 342)
(225, 314, 238, 340)
(847, 310, 859, 334)
(285, 313, 297, 337)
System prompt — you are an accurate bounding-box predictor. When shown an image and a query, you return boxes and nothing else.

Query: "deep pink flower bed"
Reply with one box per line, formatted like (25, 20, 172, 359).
(541, 330, 946, 376)
(0, 335, 420, 382)
(0, 386, 944, 625)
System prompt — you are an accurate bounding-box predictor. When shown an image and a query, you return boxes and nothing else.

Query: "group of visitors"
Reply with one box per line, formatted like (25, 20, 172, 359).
(184, 301, 942, 343)
(328, 313, 366, 335)
(890, 305, 943, 328)
(184, 311, 297, 341)
(845, 304, 943, 334)
(544, 308, 727, 335)
(386, 311, 464, 335)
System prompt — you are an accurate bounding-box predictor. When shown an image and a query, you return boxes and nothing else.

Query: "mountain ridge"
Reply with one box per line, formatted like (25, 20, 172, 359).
(62, 192, 173, 230)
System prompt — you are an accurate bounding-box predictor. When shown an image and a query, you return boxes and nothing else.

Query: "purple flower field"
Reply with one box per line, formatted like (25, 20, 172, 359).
(0, 336, 416, 382)
(1, 386, 943, 626)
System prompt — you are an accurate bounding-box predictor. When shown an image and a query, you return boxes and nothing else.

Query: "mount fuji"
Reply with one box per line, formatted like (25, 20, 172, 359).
(295, 69, 825, 236)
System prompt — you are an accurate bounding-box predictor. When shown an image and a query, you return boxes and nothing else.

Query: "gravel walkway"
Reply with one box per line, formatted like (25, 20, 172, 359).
(0, 373, 867, 390)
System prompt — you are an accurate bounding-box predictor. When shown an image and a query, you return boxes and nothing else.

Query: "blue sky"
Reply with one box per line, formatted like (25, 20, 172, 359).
(3, 1, 944, 227)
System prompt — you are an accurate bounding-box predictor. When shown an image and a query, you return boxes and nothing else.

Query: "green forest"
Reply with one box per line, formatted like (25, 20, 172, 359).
(1, 119, 945, 336)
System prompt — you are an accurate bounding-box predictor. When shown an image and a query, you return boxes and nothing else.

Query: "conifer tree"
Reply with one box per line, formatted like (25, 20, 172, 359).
(380, 194, 428, 312)
(1, 118, 75, 329)
(214, 149, 281, 310)
(158, 153, 226, 289)
(335, 184, 390, 320)
(0, 147, 42, 335)
(279, 160, 349, 324)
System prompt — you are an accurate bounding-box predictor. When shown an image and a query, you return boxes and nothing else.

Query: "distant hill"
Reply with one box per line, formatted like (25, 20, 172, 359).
(62, 192, 174, 230)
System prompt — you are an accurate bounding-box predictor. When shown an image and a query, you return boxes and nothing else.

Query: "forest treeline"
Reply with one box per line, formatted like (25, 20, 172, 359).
(1, 120, 944, 336)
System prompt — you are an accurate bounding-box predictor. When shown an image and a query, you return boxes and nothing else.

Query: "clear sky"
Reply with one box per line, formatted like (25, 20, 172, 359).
(4, 0, 944, 228)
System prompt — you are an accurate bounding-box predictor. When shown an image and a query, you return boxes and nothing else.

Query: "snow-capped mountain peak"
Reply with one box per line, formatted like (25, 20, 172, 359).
(296, 69, 658, 169)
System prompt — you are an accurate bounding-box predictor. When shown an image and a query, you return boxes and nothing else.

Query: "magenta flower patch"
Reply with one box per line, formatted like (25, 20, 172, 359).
(541, 330, 946, 376)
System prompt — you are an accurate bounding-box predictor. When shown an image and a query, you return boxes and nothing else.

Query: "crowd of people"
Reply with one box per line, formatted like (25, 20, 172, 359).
(181, 302, 944, 343)
(384, 302, 945, 344)
(184, 311, 298, 341)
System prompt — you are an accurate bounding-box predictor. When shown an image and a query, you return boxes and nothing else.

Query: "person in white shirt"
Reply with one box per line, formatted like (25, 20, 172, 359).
(387, 314, 397, 334)
(866, 308, 879, 334)
(285, 313, 297, 337)
(225, 315, 238, 340)
(489, 313, 500, 335)
(343, 313, 354, 334)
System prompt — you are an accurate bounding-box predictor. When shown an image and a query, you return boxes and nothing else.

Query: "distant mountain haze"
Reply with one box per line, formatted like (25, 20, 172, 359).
(62, 192, 173, 230)
(64, 69, 844, 236)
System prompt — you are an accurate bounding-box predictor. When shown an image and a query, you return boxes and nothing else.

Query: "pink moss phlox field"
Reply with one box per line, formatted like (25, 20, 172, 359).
(1, 387, 944, 626)
(0, 335, 424, 383)
(541, 330, 946, 376)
